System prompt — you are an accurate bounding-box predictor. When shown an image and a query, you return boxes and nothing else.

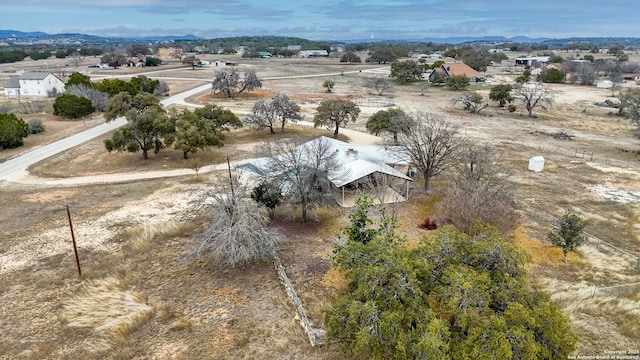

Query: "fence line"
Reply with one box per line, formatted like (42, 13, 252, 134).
(354, 97, 396, 108)
(273, 253, 325, 347)
(525, 206, 640, 269)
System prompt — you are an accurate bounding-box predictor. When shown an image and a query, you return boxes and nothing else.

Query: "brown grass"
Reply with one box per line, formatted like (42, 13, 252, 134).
(62, 276, 154, 352)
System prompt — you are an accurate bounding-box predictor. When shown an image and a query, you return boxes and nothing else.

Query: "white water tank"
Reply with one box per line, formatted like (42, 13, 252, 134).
(528, 156, 545, 172)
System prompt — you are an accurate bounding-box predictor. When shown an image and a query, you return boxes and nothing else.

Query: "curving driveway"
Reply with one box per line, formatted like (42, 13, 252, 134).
(0, 67, 388, 184)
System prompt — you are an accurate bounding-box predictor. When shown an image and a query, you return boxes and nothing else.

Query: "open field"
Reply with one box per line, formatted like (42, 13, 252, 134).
(1, 53, 639, 358)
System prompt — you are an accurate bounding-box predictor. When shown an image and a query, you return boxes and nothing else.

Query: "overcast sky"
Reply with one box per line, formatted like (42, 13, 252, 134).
(1, 0, 636, 40)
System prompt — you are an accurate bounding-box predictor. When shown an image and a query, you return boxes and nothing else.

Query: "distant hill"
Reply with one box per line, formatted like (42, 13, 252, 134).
(0, 30, 49, 38)
(340, 36, 551, 44)
(0, 29, 202, 43)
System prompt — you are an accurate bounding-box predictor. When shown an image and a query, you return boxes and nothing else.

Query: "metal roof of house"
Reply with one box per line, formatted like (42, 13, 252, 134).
(240, 136, 412, 188)
(5, 76, 20, 88)
(19, 72, 52, 80)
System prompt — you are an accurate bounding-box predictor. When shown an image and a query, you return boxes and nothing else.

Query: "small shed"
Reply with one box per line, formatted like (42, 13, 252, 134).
(597, 80, 613, 89)
(528, 156, 545, 172)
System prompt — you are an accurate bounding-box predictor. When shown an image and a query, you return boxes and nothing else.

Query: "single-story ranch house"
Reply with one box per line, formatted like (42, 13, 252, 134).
(237, 136, 413, 207)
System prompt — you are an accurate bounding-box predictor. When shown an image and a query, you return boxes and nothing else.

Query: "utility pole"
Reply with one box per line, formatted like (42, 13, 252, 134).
(66, 205, 82, 277)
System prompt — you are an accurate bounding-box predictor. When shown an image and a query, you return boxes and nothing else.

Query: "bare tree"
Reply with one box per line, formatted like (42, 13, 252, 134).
(257, 137, 341, 223)
(366, 78, 394, 96)
(192, 185, 278, 267)
(244, 94, 302, 134)
(451, 91, 489, 114)
(212, 69, 262, 98)
(153, 81, 170, 97)
(398, 112, 465, 190)
(437, 143, 518, 235)
(513, 84, 554, 117)
(65, 84, 110, 112)
(618, 88, 640, 136)
(272, 93, 302, 132)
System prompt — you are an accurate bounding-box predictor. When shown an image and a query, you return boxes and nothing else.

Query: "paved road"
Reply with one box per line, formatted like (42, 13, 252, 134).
(0, 66, 388, 183)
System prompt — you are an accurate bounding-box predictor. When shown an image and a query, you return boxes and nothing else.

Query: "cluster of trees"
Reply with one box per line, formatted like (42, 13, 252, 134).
(447, 83, 554, 118)
(104, 94, 241, 160)
(0, 50, 57, 63)
(325, 198, 578, 359)
(52, 72, 168, 119)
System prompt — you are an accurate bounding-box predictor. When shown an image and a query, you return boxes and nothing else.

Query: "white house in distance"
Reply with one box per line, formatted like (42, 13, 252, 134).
(237, 136, 414, 207)
(3, 72, 65, 97)
(297, 50, 329, 58)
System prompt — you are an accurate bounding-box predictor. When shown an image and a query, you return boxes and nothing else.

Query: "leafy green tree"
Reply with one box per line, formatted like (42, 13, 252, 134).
(251, 181, 283, 219)
(322, 79, 335, 93)
(0, 113, 29, 149)
(340, 51, 361, 64)
(327, 207, 578, 359)
(463, 56, 488, 72)
(65, 72, 92, 89)
(489, 84, 514, 107)
(145, 57, 162, 66)
(366, 44, 398, 64)
(430, 60, 445, 69)
(515, 67, 531, 84)
(365, 108, 412, 144)
(104, 105, 171, 160)
(182, 55, 201, 69)
(390, 60, 423, 84)
(100, 53, 126, 68)
(52, 94, 95, 118)
(104, 92, 160, 121)
(130, 75, 159, 95)
(55, 50, 67, 59)
(166, 105, 242, 159)
(548, 210, 587, 263)
(540, 68, 565, 83)
(93, 78, 137, 97)
(313, 99, 360, 138)
(447, 74, 470, 90)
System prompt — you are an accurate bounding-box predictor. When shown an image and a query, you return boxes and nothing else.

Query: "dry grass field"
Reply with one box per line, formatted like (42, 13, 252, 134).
(1, 52, 639, 359)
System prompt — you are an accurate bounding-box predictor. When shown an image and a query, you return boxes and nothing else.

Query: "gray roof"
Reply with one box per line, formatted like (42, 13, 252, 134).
(19, 72, 52, 80)
(5, 76, 20, 88)
(241, 136, 412, 188)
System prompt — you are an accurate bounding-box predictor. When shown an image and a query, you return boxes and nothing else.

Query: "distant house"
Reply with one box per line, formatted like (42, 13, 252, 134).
(237, 136, 413, 207)
(298, 50, 329, 58)
(429, 63, 486, 83)
(3, 71, 65, 97)
(514, 56, 550, 66)
(126, 57, 145, 67)
(623, 73, 640, 81)
(257, 51, 272, 58)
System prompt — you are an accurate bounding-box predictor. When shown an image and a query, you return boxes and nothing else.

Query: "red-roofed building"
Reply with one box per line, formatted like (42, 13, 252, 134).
(429, 63, 486, 83)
